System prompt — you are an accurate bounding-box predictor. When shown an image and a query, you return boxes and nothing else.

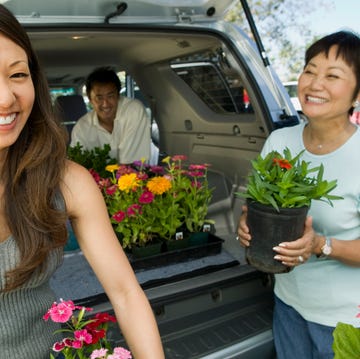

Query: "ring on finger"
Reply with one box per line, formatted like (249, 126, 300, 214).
(298, 255, 304, 263)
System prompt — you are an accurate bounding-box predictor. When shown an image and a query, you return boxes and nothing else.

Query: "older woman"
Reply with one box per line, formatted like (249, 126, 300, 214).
(237, 30, 360, 359)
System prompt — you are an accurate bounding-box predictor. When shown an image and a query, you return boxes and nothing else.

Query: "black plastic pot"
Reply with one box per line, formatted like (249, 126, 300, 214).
(246, 201, 309, 274)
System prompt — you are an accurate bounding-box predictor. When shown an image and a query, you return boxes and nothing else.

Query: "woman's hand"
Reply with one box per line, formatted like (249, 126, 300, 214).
(272, 216, 318, 267)
(236, 205, 251, 247)
(237, 211, 323, 267)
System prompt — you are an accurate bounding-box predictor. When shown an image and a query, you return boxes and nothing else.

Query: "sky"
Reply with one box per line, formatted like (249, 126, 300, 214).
(308, 0, 359, 36)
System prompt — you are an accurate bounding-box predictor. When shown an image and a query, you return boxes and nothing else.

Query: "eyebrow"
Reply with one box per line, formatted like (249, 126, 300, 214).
(9, 60, 28, 67)
(307, 61, 346, 73)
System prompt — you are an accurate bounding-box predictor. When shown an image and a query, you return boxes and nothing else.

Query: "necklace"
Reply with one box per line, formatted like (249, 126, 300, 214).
(317, 144, 323, 149)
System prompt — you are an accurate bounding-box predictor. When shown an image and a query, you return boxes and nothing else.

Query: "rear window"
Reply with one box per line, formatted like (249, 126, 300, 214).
(171, 60, 253, 115)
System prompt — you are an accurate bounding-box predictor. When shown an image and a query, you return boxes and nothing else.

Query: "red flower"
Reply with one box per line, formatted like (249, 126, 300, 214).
(273, 158, 292, 170)
(188, 170, 204, 178)
(105, 184, 118, 195)
(171, 154, 187, 161)
(86, 328, 106, 344)
(94, 312, 117, 324)
(52, 341, 65, 352)
(112, 211, 126, 223)
(149, 165, 164, 175)
(139, 190, 155, 204)
(127, 204, 142, 217)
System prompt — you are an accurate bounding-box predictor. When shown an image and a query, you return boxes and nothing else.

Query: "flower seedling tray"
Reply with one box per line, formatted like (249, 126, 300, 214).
(129, 233, 223, 270)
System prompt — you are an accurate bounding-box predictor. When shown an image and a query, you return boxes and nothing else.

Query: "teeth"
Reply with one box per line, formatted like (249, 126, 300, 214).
(307, 96, 327, 104)
(0, 113, 16, 125)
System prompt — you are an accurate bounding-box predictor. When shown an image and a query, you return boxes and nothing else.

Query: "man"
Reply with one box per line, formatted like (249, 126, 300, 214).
(70, 67, 151, 164)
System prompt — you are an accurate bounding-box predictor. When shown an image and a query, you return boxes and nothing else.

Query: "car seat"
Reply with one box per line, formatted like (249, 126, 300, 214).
(54, 94, 88, 143)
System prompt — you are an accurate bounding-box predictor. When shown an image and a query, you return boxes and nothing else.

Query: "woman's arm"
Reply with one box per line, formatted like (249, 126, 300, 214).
(62, 160, 165, 359)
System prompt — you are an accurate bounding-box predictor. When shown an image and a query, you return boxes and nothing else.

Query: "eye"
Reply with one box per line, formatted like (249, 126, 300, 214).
(11, 72, 29, 79)
(303, 69, 314, 75)
(327, 74, 339, 79)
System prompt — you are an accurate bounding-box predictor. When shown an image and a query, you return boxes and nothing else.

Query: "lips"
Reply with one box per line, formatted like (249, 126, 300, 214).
(0, 113, 16, 125)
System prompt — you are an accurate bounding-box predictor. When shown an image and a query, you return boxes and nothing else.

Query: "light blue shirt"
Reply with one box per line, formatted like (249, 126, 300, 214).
(261, 123, 360, 326)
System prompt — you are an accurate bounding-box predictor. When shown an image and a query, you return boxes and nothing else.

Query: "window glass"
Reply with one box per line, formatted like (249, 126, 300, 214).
(50, 87, 76, 103)
(170, 52, 253, 115)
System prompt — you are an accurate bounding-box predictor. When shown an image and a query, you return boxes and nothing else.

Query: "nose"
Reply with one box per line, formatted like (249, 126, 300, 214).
(309, 75, 325, 90)
(0, 77, 16, 108)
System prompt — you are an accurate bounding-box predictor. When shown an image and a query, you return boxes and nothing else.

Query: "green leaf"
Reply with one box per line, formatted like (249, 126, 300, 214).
(333, 322, 360, 359)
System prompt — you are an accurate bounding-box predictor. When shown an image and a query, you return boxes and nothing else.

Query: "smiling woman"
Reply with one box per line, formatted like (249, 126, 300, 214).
(0, 4, 164, 359)
(0, 34, 34, 149)
(237, 30, 360, 359)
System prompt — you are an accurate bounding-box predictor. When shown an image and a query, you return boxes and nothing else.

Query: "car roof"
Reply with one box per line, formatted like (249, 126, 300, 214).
(6, 0, 237, 24)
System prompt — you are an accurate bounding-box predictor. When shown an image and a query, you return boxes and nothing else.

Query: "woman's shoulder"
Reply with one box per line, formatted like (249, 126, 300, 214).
(270, 122, 304, 138)
(61, 160, 101, 212)
(263, 123, 304, 152)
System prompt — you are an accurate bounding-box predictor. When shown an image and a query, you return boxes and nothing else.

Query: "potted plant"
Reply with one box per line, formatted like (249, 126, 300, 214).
(67, 143, 117, 178)
(237, 147, 342, 273)
(91, 155, 214, 256)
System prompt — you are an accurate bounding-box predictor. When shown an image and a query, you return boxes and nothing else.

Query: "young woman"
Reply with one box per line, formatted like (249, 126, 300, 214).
(237, 30, 360, 358)
(0, 5, 164, 358)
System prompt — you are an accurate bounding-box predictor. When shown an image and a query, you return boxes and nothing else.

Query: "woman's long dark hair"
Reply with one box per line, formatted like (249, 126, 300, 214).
(0, 5, 68, 291)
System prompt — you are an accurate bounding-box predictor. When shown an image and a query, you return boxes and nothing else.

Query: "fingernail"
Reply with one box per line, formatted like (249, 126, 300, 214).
(274, 255, 281, 260)
(278, 243, 287, 247)
(273, 246, 280, 252)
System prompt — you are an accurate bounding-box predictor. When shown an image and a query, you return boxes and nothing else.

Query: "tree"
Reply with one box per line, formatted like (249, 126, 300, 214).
(225, 0, 331, 80)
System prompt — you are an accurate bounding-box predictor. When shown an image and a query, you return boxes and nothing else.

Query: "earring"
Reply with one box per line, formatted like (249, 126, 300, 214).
(355, 100, 360, 108)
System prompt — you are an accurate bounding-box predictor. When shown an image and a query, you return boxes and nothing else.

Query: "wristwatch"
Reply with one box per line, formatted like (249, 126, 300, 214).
(319, 237, 332, 258)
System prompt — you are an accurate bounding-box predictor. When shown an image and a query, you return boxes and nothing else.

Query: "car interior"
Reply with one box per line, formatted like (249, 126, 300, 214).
(6, 2, 288, 356)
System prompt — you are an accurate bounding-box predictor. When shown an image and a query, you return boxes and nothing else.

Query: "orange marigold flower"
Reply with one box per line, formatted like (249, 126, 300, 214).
(118, 173, 140, 192)
(146, 176, 172, 195)
(273, 158, 292, 170)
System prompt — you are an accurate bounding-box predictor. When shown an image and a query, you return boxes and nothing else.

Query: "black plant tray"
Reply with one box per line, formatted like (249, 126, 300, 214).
(128, 233, 223, 271)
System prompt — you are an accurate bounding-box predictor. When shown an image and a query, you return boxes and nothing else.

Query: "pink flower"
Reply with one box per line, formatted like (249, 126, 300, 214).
(112, 346, 132, 358)
(44, 299, 75, 323)
(112, 211, 126, 223)
(188, 164, 207, 170)
(74, 329, 93, 344)
(139, 190, 154, 204)
(71, 340, 83, 349)
(91, 348, 108, 359)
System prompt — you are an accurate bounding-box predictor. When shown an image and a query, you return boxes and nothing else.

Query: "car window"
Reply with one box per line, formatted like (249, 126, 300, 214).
(171, 60, 253, 115)
(284, 84, 298, 98)
(50, 87, 76, 104)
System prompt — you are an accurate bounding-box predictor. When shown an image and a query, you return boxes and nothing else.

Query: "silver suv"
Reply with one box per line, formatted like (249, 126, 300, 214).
(9, 1, 299, 357)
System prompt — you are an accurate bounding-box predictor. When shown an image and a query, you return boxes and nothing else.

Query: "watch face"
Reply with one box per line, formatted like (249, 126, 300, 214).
(323, 245, 332, 256)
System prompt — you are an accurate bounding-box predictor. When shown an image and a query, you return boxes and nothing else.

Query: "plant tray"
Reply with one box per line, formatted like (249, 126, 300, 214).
(128, 233, 223, 270)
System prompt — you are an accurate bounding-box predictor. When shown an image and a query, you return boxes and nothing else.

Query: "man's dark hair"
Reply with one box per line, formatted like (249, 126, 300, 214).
(85, 66, 122, 98)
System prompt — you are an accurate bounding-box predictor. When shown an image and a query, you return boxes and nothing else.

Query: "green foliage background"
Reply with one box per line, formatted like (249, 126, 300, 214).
(225, 0, 330, 80)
